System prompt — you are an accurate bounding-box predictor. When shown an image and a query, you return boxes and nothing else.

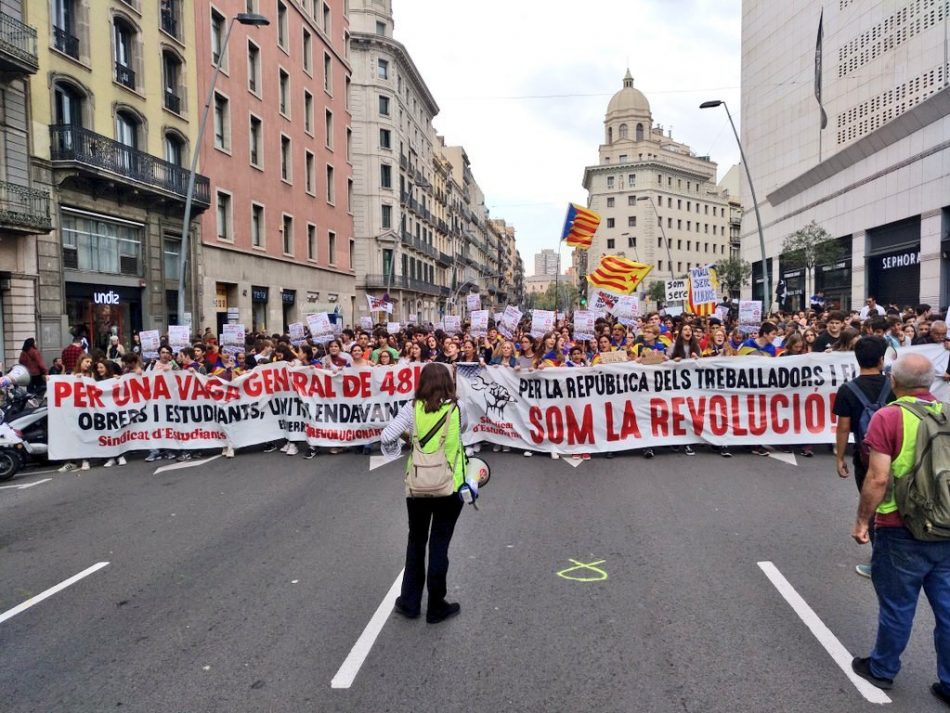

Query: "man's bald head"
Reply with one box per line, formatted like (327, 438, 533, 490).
(891, 353, 934, 392)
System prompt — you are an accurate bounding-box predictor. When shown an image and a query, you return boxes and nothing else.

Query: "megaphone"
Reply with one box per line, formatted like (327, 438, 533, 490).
(4, 364, 30, 388)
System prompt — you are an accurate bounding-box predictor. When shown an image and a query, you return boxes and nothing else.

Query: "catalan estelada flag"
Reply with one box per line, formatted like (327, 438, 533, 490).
(561, 203, 600, 249)
(587, 255, 652, 295)
(686, 265, 720, 316)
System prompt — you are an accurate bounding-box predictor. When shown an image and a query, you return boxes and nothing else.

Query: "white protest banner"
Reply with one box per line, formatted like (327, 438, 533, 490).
(498, 305, 523, 338)
(168, 326, 191, 352)
(221, 324, 246, 355)
(589, 288, 622, 314)
(665, 279, 688, 302)
(688, 266, 717, 308)
(573, 311, 596, 342)
(715, 306, 730, 322)
(530, 309, 555, 338)
(331, 318, 343, 336)
(456, 353, 857, 454)
(359, 316, 374, 331)
(288, 322, 307, 346)
(444, 315, 461, 334)
(48, 362, 426, 458)
(665, 305, 684, 317)
(739, 301, 763, 331)
(466, 293, 481, 311)
(140, 330, 160, 360)
(470, 310, 489, 337)
(307, 313, 333, 344)
(387, 321, 401, 334)
(494, 312, 504, 325)
(366, 294, 393, 314)
(613, 295, 641, 326)
(887, 343, 950, 401)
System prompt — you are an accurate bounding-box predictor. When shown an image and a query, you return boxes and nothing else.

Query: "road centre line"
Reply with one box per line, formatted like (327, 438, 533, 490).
(331, 569, 404, 689)
(0, 562, 110, 625)
(757, 561, 891, 705)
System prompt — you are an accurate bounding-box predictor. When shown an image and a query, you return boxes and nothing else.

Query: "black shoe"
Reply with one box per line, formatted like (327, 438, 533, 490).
(605, 452, 615, 459)
(303, 447, 318, 460)
(263, 442, 278, 453)
(426, 601, 460, 624)
(719, 446, 732, 458)
(177, 452, 192, 462)
(643, 448, 655, 459)
(393, 596, 419, 620)
(684, 444, 695, 456)
(851, 657, 894, 690)
(932, 682, 950, 706)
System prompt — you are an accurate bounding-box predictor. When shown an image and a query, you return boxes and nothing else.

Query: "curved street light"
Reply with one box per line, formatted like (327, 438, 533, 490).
(699, 99, 770, 309)
(177, 12, 270, 328)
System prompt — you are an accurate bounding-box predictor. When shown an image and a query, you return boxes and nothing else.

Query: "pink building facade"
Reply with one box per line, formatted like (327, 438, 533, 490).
(193, 0, 355, 334)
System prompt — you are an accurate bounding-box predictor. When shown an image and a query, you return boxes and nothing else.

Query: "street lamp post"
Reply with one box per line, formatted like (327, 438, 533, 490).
(176, 12, 269, 329)
(620, 232, 639, 261)
(637, 195, 674, 275)
(699, 99, 770, 310)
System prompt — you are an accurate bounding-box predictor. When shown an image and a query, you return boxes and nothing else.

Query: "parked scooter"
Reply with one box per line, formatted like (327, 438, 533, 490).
(0, 364, 39, 482)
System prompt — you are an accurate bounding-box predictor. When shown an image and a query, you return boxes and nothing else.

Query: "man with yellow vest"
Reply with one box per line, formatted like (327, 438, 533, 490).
(851, 353, 950, 705)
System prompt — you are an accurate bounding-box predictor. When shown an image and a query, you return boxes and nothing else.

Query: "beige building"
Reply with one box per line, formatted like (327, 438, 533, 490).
(579, 71, 732, 293)
(524, 274, 553, 295)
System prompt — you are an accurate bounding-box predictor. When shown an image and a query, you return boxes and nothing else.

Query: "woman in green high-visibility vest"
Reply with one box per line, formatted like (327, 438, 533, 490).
(381, 362, 466, 624)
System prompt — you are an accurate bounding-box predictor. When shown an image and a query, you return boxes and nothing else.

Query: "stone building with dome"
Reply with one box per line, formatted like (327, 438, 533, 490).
(579, 71, 732, 297)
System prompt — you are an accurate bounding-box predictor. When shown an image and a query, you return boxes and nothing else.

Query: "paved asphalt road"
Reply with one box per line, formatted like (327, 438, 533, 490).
(0, 445, 946, 713)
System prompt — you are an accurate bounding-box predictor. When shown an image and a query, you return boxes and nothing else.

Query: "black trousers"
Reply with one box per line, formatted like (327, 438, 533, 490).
(401, 495, 463, 612)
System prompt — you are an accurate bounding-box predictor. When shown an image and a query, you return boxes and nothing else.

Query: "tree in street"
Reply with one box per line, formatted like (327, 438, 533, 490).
(526, 281, 578, 311)
(780, 221, 843, 305)
(715, 256, 752, 299)
(646, 280, 666, 304)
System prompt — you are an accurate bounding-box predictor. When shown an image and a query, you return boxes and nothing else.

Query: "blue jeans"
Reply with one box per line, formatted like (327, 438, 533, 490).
(869, 526, 950, 686)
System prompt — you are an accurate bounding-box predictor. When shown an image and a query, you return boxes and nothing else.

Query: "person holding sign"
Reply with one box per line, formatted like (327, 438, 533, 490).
(382, 363, 468, 624)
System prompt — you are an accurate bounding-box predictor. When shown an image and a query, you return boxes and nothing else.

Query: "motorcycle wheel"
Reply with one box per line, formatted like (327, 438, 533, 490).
(0, 449, 20, 481)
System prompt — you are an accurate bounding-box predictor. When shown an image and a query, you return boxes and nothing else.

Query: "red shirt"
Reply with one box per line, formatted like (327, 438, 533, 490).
(862, 393, 938, 528)
(61, 343, 84, 373)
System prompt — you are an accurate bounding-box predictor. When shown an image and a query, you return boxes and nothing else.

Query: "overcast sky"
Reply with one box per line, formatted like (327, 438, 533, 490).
(392, 0, 742, 275)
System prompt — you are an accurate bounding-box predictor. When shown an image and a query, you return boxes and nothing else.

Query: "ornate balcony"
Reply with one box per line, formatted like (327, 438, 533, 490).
(363, 274, 440, 296)
(0, 180, 51, 233)
(49, 124, 210, 207)
(0, 12, 38, 74)
(164, 91, 182, 115)
(115, 61, 135, 89)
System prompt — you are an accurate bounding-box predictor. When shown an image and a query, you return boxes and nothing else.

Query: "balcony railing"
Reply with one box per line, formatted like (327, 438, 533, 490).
(115, 62, 135, 89)
(0, 12, 38, 73)
(50, 124, 210, 205)
(160, 11, 179, 39)
(437, 251, 452, 266)
(363, 274, 440, 295)
(53, 27, 79, 59)
(0, 180, 51, 231)
(164, 91, 181, 115)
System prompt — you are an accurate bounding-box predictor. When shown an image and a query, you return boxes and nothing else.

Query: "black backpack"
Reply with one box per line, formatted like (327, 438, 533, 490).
(845, 379, 891, 442)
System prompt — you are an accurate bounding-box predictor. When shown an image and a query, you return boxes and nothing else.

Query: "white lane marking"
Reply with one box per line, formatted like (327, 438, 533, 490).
(767, 451, 798, 466)
(369, 454, 403, 471)
(757, 561, 891, 705)
(331, 569, 404, 689)
(0, 562, 110, 625)
(563, 457, 584, 468)
(153, 455, 221, 475)
(0, 478, 53, 491)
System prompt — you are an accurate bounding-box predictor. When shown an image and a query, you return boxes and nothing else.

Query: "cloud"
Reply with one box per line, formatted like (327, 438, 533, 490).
(391, 0, 742, 274)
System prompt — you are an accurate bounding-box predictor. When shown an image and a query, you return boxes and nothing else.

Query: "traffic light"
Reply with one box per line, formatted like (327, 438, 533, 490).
(579, 296, 587, 307)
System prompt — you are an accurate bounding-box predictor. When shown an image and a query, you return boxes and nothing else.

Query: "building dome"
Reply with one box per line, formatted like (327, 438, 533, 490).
(606, 69, 650, 117)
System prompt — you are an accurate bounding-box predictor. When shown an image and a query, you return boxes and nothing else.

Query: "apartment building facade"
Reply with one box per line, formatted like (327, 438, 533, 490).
(194, 0, 355, 334)
(0, 0, 51, 365)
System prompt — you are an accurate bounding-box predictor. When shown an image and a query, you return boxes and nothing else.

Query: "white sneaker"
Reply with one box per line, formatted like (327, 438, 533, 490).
(58, 462, 79, 472)
(104, 458, 116, 468)
(222, 446, 234, 458)
(279, 442, 291, 453)
(523, 450, 532, 457)
(117, 456, 127, 466)
(285, 443, 299, 456)
(473, 444, 482, 453)
(492, 444, 501, 453)
(502, 446, 511, 453)
(80, 460, 90, 471)
(465, 446, 474, 457)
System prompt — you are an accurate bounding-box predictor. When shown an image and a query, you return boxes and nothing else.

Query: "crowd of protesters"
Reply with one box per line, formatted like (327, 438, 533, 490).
(16, 294, 948, 471)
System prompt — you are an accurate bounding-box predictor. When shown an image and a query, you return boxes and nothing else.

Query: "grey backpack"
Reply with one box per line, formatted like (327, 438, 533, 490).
(894, 401, 950, 540)
(405, 405, 458, 498)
